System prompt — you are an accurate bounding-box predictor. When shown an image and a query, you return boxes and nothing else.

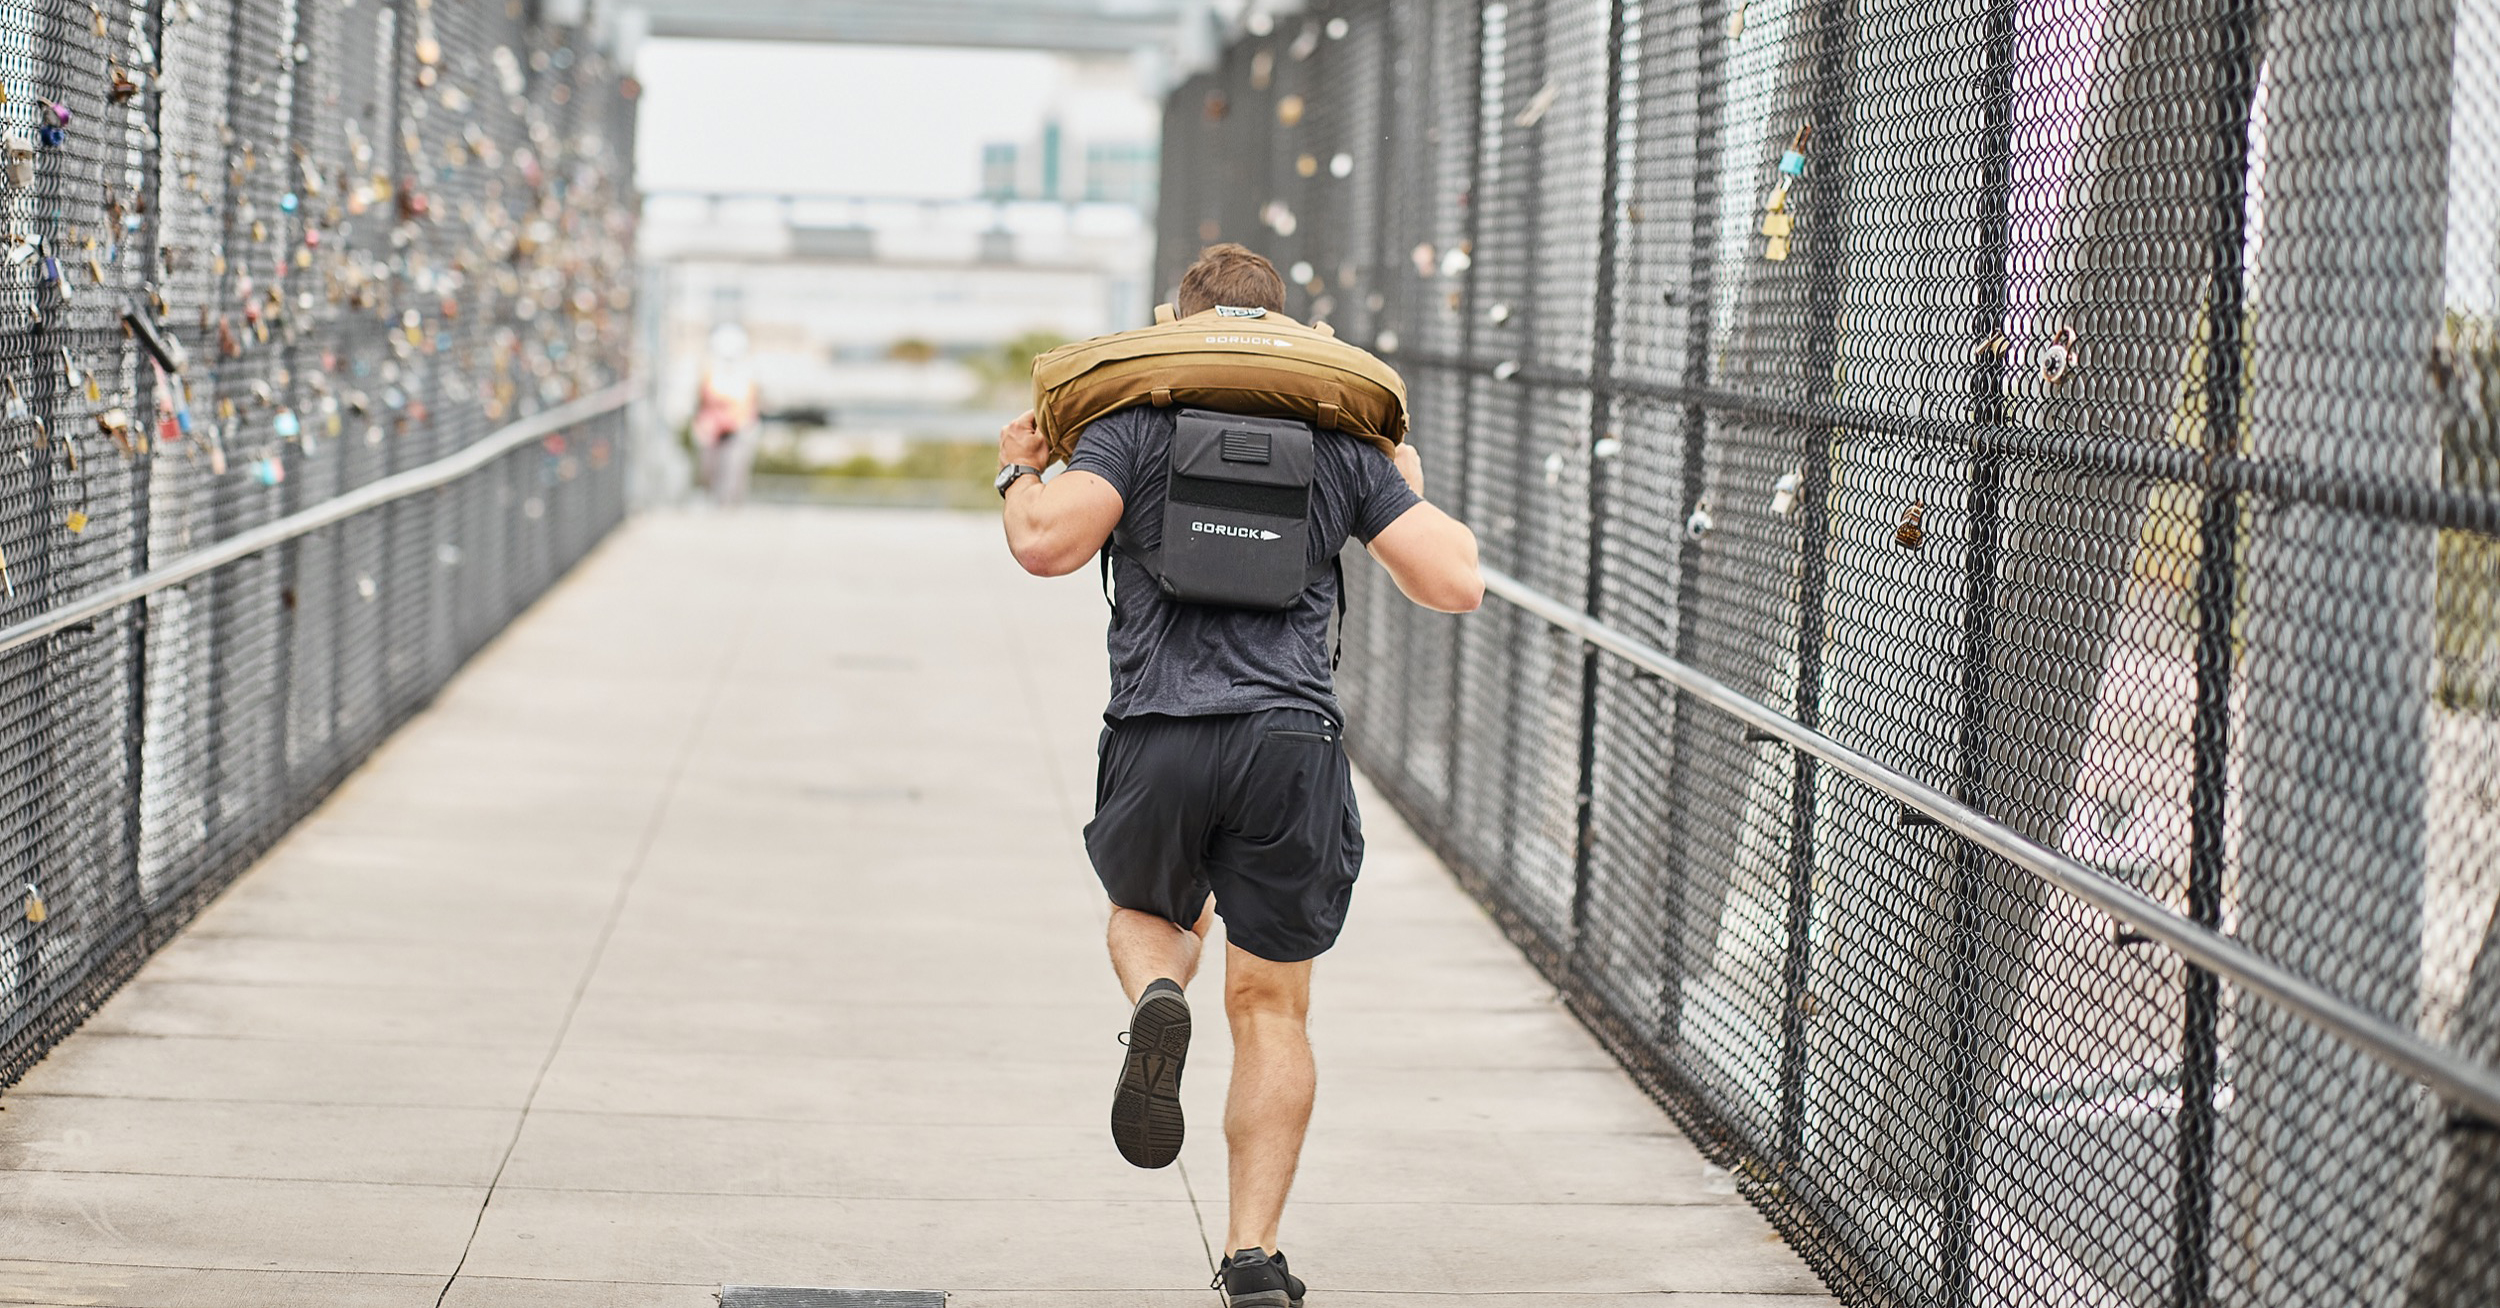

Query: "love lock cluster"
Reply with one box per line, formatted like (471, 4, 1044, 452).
(0, 0, 636, 575)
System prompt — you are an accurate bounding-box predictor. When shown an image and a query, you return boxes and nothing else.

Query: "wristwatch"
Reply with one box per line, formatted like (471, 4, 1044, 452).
(994, 464, 1041, 498)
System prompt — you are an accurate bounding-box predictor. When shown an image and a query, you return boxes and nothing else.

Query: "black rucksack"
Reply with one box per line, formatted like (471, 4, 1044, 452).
(1103, 409, 1345, 644)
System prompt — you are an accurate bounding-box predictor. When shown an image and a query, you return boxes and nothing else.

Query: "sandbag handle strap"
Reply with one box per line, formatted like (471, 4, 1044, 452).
(1314, 402, 1340, 430)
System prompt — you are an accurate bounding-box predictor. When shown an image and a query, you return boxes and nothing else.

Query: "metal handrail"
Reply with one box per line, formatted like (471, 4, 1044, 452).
(0, 383, 636, 660)
(1479, 565, 2500, 1123)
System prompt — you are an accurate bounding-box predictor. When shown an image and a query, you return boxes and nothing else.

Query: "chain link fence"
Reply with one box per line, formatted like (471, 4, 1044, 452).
(0, 0, 636, 1089)
(1160, 1, 2500, 1304)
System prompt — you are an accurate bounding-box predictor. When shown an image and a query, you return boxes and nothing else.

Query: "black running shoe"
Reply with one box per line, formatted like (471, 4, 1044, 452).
(1110, 977, 1189, 1168)
(1214, 1248, 1306, 1308)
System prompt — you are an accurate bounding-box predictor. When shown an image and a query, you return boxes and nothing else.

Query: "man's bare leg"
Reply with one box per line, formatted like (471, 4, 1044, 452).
(1108, 897, 1214, 1002)
(1107, 898, 1215, 1170)
(1223, 943, 1315, 1255)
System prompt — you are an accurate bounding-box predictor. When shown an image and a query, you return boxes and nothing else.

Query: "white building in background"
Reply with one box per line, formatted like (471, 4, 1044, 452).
(980, 53, 1162, 208)
(648, 197, 1152, 462)
(641, 51, 1161, 469)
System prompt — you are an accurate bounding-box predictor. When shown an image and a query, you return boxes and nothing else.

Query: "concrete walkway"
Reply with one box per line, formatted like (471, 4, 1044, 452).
(0, 508, 1835, 1307)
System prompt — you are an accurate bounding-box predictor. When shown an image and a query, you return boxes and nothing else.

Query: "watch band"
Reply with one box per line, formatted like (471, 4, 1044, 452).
(995, 464, 1041, 498)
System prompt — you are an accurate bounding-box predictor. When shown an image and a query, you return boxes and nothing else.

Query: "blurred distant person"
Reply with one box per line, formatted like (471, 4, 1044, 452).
(693, 323, 760, 507)
(997, 243, 1483, 1306)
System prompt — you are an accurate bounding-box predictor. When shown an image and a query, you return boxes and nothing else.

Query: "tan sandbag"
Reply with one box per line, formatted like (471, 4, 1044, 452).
(1030, 305, 1407, 466)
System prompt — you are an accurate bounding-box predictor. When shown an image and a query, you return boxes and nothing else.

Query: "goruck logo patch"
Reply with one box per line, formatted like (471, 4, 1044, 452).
(1193, 521, 1282, 541)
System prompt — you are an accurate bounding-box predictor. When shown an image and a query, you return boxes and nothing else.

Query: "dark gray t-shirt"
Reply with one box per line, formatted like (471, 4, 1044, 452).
(1068, 406, 1421, 724)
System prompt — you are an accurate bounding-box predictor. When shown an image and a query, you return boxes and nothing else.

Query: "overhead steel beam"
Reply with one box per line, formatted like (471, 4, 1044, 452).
(628, 0, 1205, 53)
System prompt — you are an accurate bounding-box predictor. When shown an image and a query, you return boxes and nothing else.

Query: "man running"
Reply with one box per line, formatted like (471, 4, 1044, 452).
(996, 243, 1483, 1306)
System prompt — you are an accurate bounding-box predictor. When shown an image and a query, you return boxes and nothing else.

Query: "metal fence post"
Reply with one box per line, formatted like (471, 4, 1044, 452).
(1440, 0, 1489, 820)
(1372, 0, 1416, 772)
(196, 0, 260, 848)
(1936, 0, 2022, 1298)
(21, 0, 73, 921)
(269, 0, 312, 791)
(116, 0, 177, 937)
(2174, 2, 2262, 1300)
(1490, 0, 1555, 889)
(1776, 0, 1856, 1174)
(1659, 0, 1725, 1047)
(1566, 0, 1631, 960)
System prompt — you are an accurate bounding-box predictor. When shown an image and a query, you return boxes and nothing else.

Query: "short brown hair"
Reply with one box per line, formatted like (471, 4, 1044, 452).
(1176, 243, 1287, 317)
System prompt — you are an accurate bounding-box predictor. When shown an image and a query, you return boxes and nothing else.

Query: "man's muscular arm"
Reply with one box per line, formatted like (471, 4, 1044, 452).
(1366, 444, 1484, 613)
(999, 409, 1125, 577)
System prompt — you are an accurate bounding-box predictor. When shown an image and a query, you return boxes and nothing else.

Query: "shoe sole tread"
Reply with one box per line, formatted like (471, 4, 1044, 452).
(1110, 989, 1189, 1169)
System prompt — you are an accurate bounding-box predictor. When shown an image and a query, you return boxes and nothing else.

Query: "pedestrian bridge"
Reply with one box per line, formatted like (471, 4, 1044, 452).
(1, 0, 2496, 1300)
(0, 507, 1831, 1306)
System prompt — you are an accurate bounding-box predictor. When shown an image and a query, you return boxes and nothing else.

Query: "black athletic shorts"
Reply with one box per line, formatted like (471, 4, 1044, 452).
(1084, 707, 1365, 963)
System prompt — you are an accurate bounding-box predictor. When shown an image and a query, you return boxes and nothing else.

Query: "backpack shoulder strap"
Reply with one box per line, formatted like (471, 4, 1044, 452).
(1327, 553, 1346, 670)
(1101, 534, 1164, 627)
(1100, 413, 1180, 625)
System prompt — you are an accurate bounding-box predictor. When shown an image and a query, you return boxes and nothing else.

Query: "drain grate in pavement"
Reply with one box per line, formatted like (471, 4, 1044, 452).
(720, 1290, 945, 1308)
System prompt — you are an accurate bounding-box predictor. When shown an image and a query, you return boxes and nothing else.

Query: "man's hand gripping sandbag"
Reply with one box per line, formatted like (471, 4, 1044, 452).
(1029, 304, 1409, 467)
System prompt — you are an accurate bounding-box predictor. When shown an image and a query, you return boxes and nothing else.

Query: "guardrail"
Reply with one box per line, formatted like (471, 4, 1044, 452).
(0, 386, 636, 662)
(1478, 565, 2500, 1125)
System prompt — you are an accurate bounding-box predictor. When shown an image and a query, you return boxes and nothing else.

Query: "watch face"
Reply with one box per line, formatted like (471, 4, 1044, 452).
(994, 465, 1028, 496)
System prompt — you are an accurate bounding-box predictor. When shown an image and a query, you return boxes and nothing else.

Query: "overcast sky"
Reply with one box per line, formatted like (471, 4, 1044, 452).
(631, 40, 1149, 200)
